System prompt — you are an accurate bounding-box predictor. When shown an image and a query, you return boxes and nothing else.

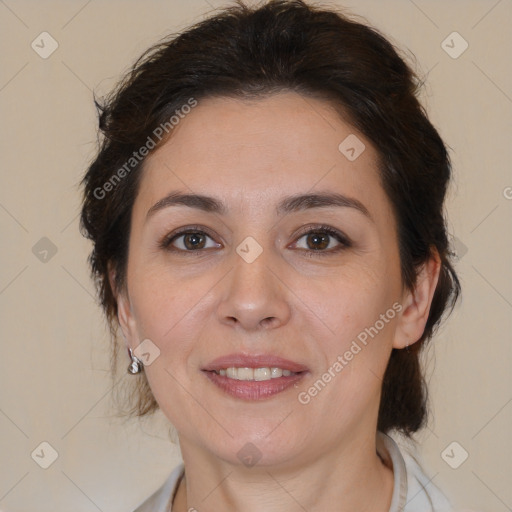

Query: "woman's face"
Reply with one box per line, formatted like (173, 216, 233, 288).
(117, 91, 424, 467)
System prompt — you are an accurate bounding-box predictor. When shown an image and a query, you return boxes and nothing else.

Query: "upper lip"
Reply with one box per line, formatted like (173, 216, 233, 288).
(202, 353, 309, 373)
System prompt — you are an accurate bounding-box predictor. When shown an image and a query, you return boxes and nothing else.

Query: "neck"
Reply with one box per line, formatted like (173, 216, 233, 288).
(171, 431, 394, 512)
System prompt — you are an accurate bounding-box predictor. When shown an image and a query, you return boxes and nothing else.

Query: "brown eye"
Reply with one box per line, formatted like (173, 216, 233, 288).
(180, 232, 208, 250)
(303, 232, 330, 251)
(160, 227, 221, 253)
(293, 225, 351, 256)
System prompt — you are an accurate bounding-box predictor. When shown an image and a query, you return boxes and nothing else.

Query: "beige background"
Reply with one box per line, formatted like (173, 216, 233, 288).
(1, 0, 511, 511)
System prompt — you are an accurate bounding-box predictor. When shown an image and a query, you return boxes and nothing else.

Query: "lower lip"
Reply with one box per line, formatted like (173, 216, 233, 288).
(202, 370, 307, 400)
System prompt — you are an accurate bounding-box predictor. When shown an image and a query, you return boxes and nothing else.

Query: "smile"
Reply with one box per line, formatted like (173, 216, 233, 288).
(202, 368, 307, 400)
(213, 367, 299, 381)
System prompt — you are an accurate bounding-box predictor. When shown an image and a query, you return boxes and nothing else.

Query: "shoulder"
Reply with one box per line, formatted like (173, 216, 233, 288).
(401, 446, 453, 512)
(377, 431, 454, 512)
(132, 462, 185, 512)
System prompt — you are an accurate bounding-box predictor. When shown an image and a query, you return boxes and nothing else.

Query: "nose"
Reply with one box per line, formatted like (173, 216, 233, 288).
(216, 242, 292, 332)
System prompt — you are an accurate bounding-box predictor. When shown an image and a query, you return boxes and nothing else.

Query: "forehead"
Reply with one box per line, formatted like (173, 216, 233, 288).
(135, 91, 390, 220)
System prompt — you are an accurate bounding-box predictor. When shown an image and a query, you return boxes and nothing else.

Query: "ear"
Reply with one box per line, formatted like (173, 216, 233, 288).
(393, 248, 442, 349)
(108, 263, 139, 349)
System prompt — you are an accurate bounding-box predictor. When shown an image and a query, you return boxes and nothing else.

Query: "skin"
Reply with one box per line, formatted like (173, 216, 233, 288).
(114, 91, 441, 512)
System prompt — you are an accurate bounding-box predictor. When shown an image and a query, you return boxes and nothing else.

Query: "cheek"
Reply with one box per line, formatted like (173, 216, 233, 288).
(298, 261, 397, 406)
(301, 261, 393, 338)
(128, 256, 190, 335)
(298, 271, 397, 419)
(128, 263, 216, 366)
(127, 268, 209, 418)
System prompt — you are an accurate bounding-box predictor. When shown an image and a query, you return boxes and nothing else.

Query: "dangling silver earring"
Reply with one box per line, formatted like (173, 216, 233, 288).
(127, 347, 143, 374)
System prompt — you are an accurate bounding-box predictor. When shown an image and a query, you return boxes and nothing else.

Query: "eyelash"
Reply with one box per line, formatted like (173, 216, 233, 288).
(159, 224, 351, 257)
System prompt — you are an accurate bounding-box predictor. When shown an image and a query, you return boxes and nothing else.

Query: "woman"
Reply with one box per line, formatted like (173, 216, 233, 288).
(80, 1, 462, 510)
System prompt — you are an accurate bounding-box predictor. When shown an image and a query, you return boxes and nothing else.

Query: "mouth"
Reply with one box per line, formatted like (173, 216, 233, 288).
(201, 353, 309, 400)
(212, 366, 302, 379)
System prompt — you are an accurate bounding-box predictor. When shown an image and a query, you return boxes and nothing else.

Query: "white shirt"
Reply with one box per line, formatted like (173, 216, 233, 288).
(132, 431, 454, 512)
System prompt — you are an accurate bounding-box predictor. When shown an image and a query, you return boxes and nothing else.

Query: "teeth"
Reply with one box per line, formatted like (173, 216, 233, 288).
(213, 367, 298, 381)
(271, 367, 282, 378)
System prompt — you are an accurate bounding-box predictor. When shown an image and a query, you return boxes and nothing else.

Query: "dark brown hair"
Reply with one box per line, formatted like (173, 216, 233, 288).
(80, 0, 461, 436)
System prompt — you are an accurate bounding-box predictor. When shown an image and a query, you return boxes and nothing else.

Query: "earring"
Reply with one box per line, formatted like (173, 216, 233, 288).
(127, 347, 143, 374)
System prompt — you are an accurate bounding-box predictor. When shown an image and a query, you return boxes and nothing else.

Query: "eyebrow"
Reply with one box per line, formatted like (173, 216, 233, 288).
(146, 191, 372, 222)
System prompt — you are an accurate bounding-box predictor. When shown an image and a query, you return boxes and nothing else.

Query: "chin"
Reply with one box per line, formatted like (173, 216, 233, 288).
(208, 426, 304, 468)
